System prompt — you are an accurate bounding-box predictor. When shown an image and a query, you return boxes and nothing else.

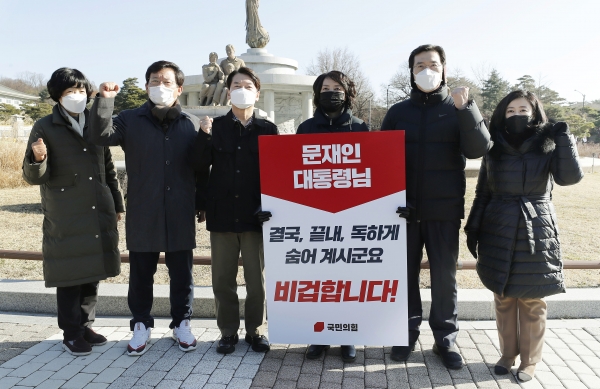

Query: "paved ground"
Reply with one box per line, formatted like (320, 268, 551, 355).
(0, 314, 599, 389)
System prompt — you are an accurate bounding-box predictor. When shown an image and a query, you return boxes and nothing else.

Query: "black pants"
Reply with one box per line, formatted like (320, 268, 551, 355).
(406, 220, 460, 348)
(128, 250, 194, 330)
(56, 282, 99, 341)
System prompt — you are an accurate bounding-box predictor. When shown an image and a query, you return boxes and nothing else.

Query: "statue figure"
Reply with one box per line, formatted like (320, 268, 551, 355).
(246, 0, 270, 48)
(220, 44, 246, 71)
(218, 63, 236, 106)
(210, 45, 246, 106)
(199, 52, 224, 106)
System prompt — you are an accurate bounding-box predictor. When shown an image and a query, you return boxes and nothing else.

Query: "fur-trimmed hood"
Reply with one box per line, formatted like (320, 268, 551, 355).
(489, 121, 559, 158)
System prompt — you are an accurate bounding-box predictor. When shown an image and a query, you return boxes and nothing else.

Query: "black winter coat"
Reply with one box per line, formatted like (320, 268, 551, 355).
(23, 105, 124, 287)
(296, 107, 369, 134)
(88, 98, 200, 252)
(193, 111, 278, 233)
(381, 87, 491, 221)
(465, 122, 583, 299)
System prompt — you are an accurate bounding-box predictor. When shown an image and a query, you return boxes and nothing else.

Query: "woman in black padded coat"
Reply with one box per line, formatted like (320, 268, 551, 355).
(465, 90, 583, 381)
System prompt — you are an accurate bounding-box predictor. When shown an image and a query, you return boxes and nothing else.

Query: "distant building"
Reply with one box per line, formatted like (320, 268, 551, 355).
(0, 84, 39, 108)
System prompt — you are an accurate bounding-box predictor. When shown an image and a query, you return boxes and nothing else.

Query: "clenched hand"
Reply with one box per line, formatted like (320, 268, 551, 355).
(99, 82, 120, 98)
(31, 138, 47, 162)
(451, 86, 469, 110)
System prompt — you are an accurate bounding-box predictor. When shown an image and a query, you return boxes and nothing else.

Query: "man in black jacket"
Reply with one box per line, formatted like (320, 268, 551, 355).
(193, 67, 278, 354)
(381, 45, 491, 368)
(90, 61, 200, 356)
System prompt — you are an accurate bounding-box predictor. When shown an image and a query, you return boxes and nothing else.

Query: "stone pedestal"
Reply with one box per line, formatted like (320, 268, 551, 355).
(181, 48, 317, 134)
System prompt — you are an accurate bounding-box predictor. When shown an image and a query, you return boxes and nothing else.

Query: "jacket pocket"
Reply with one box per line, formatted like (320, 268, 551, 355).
(47, 173, 78, 191)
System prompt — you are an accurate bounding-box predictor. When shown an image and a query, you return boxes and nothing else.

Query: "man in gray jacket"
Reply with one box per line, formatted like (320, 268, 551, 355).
(382, 45, 491, 369)
(89, 61, 200, 356)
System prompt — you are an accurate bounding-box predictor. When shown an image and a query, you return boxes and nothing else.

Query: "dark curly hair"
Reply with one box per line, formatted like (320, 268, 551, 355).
(490, 90, 548, 133)
(312, 70, 357, 110)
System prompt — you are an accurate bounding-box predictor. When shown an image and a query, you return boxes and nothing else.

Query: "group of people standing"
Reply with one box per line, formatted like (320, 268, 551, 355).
(23, 43, 583, 383)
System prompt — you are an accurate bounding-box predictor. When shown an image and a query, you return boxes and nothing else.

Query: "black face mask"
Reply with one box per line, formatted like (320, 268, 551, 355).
(505, 115, 532, 135)
(319, 91, 345, 113)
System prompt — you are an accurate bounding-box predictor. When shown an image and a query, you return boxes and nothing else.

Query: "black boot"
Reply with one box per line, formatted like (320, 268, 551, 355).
(305, 344, 329, 359)
(341, 345, 356, 362)
(433, 343, 463, 370)
(390, 343, 415, 362)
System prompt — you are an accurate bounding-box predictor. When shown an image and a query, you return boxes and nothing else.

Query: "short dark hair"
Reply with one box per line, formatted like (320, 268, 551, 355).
(227, 67, 261, 90)
(312, 70, 357, 110)
(47, 68, 93, 103)
(408, 44, 446, 69)
(145, 61, 185, 87)
(408, 44, 447, 89)
(490, 89, 548, 133)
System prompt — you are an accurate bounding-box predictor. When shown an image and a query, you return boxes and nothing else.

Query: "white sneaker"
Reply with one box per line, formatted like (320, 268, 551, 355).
(172, 319, 197, 352)
(127, 322, 151, 356)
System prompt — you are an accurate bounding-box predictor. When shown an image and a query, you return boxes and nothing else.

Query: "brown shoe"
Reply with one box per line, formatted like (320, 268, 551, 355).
(517, 363, 536, 382)
(84, 328, 107, 346)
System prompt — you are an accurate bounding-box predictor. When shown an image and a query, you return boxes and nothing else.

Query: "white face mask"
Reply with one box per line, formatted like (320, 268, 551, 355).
(60, 93, 87, 114)
(149, 85, 176, 106)
(230, 88, 257, 109)
(414, 68, 443, 92)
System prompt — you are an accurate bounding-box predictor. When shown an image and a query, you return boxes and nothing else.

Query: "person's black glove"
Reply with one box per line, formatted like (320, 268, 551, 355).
(396, 205, 414, 223)
(550, 122, 570, 138)
(466, 233, 478, 259)
(254, 207, 272, 225)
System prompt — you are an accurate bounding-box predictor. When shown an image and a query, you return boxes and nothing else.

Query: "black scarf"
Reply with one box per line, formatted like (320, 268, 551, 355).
(150, 99, 182, 130)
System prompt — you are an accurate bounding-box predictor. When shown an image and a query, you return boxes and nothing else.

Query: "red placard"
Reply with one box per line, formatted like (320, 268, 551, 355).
(259, 131, 405, 213)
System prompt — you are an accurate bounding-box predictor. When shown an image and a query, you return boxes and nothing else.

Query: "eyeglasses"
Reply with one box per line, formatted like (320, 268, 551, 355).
(149, 79, 176, 87)
(413, 63, 442, 72)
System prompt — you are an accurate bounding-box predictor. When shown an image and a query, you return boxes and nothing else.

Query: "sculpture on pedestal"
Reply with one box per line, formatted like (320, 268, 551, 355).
(211, 44, 246, 106)
(200, 52, 224, 106)
(218, 63, 236, 106)
(246, 0, 270, 48)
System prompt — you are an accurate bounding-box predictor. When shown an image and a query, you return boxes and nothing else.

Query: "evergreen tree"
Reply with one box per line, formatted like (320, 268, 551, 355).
(22, 103, 53, 121)
(114, 78, 147, 113)
(481, 69, 511, 117)
(0, 103, 21, 122)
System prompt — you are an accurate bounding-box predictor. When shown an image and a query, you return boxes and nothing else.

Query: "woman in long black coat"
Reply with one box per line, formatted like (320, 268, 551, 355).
(465, 90, 583, 381)
(296, 70, 368, 363)
(23, 68, 124, 356)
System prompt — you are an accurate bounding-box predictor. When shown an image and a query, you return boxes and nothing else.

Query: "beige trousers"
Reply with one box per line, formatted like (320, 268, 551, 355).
(494, 293, 547, 365)
(210, 231, 267, 337)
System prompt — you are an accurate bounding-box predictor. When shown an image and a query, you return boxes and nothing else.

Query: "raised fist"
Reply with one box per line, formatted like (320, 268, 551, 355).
(99, 82, 120, 98)
(200, 116, 213, 134)
(451, 86, 470, 110)
(31, 138, 47, 162)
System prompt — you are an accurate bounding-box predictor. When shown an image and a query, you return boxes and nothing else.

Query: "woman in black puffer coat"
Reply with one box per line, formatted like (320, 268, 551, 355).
(465, 90, 583, 382)
(296, 70, 367, 364)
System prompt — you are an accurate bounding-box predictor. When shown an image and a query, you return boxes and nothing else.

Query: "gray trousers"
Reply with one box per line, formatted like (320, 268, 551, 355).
(210, 231, 267, 336)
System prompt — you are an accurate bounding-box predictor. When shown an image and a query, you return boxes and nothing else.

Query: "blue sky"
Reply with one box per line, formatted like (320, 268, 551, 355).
(1, 0, 599, 104)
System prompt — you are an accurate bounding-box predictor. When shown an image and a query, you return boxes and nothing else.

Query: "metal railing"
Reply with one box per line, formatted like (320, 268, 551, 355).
(1, 250, 599, 270)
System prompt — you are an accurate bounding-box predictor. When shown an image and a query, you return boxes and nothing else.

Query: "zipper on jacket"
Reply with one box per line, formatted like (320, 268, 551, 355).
(416, 102, 428, 223)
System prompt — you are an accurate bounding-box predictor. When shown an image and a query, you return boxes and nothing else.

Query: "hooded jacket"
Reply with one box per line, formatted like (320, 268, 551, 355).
(381, 87, 491, 221)
(296, 107, 368, 134)
(465, 121, 583, 298)
(22, 105, 124, 287)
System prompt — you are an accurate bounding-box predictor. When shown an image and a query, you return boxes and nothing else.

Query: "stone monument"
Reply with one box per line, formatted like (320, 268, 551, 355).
(246, 0, 270, 48)
(180, 1, 316, 133)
